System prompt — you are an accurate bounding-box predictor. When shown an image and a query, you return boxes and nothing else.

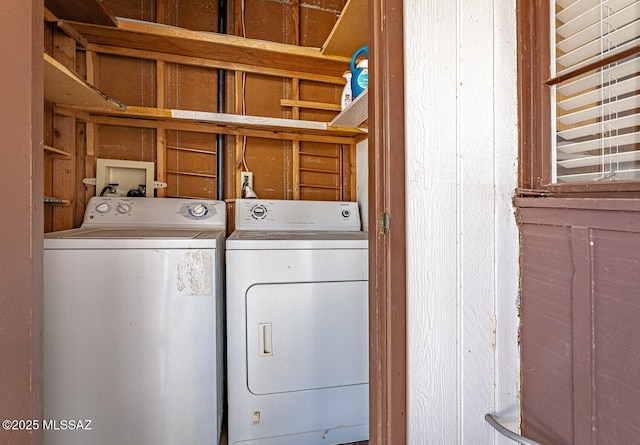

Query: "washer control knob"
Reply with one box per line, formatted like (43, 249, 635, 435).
(188, 204, 208, 218)
(251, 204, 268, 220)
(95, 203, 110, 213)
(117, 203, 132, 214)
(341, 209, 351, 218)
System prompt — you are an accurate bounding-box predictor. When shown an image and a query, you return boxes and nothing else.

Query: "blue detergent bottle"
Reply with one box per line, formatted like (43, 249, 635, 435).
(350, 45, 368, 99)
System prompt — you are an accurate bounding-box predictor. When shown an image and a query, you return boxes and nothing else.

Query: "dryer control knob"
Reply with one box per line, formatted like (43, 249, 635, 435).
(95, 203, 110, 213)
(250, 204, 268, 220)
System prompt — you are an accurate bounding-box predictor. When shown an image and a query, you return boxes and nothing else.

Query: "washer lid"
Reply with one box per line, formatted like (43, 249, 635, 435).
(52, 228, 210, 239)
(44, 228, 225, 249)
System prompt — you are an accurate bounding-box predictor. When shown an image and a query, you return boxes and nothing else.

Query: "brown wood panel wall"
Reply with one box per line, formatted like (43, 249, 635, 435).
(45, 26, 82, 231)
(44, 0, 352, 232)
(1, 0, 44, 440)
(233, 0, 348, 203)
(104, 0, 156, 21)
(517, 198, 640, 445)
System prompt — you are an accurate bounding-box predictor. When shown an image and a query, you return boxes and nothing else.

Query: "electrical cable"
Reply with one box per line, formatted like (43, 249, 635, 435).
(240, 6, 249, 173)
(237, 0, 256, 186)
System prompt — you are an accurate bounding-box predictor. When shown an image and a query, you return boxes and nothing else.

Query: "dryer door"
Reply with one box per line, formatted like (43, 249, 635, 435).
(246, 281, 368, 395)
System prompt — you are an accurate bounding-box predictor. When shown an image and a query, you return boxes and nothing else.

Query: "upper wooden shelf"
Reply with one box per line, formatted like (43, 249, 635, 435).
(45, 0, 117, 27)
(55, 104, 366, 144)
(62, 18, 351, 84)
(44, 53, 126, 110)
(321, 0, 367, 58)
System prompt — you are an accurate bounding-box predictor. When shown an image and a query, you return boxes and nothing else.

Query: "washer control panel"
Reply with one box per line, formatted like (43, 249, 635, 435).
(236, 199, 361, 231)
(82, 197, 226, 228)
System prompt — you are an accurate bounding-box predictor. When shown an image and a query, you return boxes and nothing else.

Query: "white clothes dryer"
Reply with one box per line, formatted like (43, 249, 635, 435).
(44, 197, 226, 445)
(226, 199, 369, 445)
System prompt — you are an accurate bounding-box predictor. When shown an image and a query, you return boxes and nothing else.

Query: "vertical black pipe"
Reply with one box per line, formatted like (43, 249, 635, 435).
(216, 0, 227, 200)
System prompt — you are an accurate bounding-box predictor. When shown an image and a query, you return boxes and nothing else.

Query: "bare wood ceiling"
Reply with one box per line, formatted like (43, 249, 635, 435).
(45, 0, 118, 26)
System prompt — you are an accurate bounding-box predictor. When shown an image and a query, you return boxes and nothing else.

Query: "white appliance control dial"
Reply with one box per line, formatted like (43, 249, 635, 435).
(117, 203, 132, 214)
(95, 203, 111, 213)
(250, 204, 268, 220)
(188, 203, 209, 218)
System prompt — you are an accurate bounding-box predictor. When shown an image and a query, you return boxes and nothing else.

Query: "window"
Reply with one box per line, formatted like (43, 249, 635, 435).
(518, 0, 640, 194)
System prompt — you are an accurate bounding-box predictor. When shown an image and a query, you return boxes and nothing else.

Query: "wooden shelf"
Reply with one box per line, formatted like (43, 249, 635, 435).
(44, 144, 71, 157)
(55, 104, 366, 144)
(329, 89, 368, 129)
(281, 99, 342, 112)
(44, 53, 126, 110)
(321, 0, 367, 57)
(45, 0, 117, 27)
(62, 18, 350, 84)
(45, 8, 370, 143)
(321, 0, 368, 133)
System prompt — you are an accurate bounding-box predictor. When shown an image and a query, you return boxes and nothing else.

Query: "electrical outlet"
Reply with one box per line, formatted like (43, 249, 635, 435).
(241, 171, 253, 190)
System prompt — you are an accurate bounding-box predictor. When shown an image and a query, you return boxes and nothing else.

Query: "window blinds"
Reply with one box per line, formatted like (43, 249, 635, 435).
(552, 0, 640, 183)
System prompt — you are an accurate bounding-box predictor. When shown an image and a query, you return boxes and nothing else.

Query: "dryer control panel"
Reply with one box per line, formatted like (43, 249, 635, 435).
(235, 199, 361, 231)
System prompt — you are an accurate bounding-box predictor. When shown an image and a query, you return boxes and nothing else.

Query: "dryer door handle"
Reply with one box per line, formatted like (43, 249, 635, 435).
(259, 323, 273, 356)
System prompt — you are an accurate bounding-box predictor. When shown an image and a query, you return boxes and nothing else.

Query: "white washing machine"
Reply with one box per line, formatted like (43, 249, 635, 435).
(226, 199, 369, 445)
(43, 196, 226, 445)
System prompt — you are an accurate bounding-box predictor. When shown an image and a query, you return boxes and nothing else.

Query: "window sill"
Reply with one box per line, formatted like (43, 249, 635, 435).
(539, 181, 640, 198)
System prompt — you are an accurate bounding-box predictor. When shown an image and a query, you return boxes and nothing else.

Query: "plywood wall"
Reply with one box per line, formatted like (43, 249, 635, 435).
(44, 25, 82, 231)
(44, 0, 352, 232)
(231, 0, 349, 202)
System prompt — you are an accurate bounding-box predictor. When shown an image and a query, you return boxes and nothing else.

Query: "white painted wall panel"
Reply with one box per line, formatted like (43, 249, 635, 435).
(404, 0, 520, 443)
(492, 1, 521, 437)
(458, 1, 497, 442)
(405, 0, 459, 442)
